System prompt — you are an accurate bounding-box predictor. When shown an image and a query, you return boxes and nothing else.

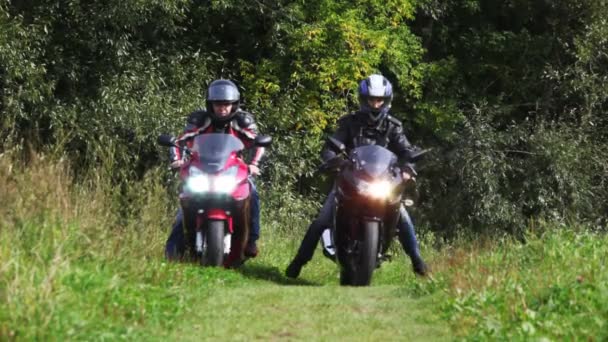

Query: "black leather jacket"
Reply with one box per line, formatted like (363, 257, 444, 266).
(321, 111, 416, 170)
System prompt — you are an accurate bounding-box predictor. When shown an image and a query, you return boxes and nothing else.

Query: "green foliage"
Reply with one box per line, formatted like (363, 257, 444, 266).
(0, 4, 53, 142)
(0, 150, 452, 340)
(441, 228, 608, 340)
(410, 0, 608, 234)
(0, 0, 426, 201)
(417, 103, 608, 236)
(1, 0, 608, 238)
(0, 0, 211, 177)
(1, 151, 606, 340)
(235, 0, 425, 190)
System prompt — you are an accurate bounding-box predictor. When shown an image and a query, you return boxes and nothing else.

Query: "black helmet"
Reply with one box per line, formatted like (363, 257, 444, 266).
(358, 74, 393, 124)
(205, 79, 240, 121)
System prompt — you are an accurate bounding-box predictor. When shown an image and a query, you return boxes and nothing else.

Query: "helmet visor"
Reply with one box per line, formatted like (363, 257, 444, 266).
(207, 84, 240, 102)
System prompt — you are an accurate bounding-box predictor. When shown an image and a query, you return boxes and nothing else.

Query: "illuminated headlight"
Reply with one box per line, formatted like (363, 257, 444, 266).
(358, 180, 393, 199)
(186, 175, 210, 192)
(214, 175, 237, 193)
(213, 166, 239, 193)
(186, 167, 209, 192)
(185, 166, 239, 194)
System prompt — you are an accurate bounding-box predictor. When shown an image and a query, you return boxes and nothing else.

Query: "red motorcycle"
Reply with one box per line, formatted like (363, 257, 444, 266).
(158, 133, 271, 267)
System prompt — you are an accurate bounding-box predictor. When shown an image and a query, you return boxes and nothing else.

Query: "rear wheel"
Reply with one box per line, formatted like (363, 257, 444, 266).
(201, 220, 225, 266)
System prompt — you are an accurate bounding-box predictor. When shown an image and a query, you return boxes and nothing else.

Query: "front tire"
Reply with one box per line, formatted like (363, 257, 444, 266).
(340, 268, 354, 286)
(353, 221, 379, 286)
(201, 220, 225, 266)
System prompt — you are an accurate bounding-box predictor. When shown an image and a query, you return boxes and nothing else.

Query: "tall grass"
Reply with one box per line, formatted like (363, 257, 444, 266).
(1, 150, 606, 340)
(0, 150, 176, 339)
(413, 227, 608, 341)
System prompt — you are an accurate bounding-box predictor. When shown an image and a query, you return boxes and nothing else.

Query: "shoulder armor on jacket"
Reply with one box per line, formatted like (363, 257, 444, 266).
(187, 109, 208, 126)
(338, 112, 360, 124)
(387, 115, 402, 127)
(235, 110, 255, 128)
(337, 113, 352, 123)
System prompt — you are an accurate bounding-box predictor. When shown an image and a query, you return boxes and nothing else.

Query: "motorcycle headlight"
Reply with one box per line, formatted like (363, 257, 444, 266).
(186, 175, 210, 193)
(184, 166, 240, 194)
(213, 166, 239, 193)
(358, 180, 393, 199)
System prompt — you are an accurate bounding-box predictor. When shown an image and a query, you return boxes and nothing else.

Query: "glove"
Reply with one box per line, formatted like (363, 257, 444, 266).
(401, 163, 417, 176)
(400, 164, 416, 182)
(248, 164, 261, 176)
(170, 159, 186, 169)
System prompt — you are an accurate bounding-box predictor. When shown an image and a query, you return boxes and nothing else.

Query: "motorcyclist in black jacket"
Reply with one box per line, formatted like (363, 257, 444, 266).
(285, 74, 428, 278)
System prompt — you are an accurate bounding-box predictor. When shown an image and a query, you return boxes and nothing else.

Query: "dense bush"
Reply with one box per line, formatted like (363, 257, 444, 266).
(1, 0, 607, 236)
(411, 0, 608, 235)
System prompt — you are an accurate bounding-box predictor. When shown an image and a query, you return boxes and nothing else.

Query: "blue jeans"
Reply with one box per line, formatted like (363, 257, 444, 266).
(165, 178, 260, 260)
(396, 206, 422, 260)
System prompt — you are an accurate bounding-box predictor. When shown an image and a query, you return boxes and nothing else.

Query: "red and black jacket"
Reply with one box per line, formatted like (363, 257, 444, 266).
(170, 109, 265, 166)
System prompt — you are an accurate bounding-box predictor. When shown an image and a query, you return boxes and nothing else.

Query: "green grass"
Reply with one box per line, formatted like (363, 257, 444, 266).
(162, 249, 450, 341)
(1, 152, 606, 341)
(438, 229, 608, 341)
(0, 228, 450, 340)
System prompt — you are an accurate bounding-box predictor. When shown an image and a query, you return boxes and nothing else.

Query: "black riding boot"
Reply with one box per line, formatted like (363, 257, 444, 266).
(285, 220, 325, 278)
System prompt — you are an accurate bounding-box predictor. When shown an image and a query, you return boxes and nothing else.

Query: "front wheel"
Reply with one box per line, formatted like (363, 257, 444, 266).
(201, 220, 225, 266)
(338, 220, 380, 286)
(353, 221, 379, 286)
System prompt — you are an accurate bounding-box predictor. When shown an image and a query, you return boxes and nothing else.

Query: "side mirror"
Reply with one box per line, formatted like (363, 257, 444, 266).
(327, 137, 346, 154)
(255, 135, 272, 147)
(318, 156, 345, 173)
(158, 134, 176, 147)
(326, 156, 346, 170)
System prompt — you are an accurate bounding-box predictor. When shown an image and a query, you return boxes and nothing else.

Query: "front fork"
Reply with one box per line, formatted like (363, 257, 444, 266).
(334, 208, 394, 263)
(194, 211, 233, 254)
(195, 213, 205, 253)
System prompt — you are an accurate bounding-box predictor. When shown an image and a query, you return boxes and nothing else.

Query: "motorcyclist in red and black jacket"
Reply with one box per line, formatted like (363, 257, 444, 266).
(165, 79, 265, 259)
(285, 74, 428, 278)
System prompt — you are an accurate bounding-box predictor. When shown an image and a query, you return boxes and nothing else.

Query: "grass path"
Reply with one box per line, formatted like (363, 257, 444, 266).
(171, 283, 449, 341)
(164, 240, 450, 341)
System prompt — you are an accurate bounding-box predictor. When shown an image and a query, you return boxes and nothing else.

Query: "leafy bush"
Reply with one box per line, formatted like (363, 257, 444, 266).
(1, 0, 607, 238)
(410, 0, 608, 235)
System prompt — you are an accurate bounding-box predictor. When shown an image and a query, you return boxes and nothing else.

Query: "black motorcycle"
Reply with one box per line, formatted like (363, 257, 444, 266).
(322, 138, 427, 286)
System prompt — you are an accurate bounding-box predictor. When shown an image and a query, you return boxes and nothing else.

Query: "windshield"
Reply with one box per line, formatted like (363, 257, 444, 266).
(350, 145, 397, 178)
(191, 133, 244, 173)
